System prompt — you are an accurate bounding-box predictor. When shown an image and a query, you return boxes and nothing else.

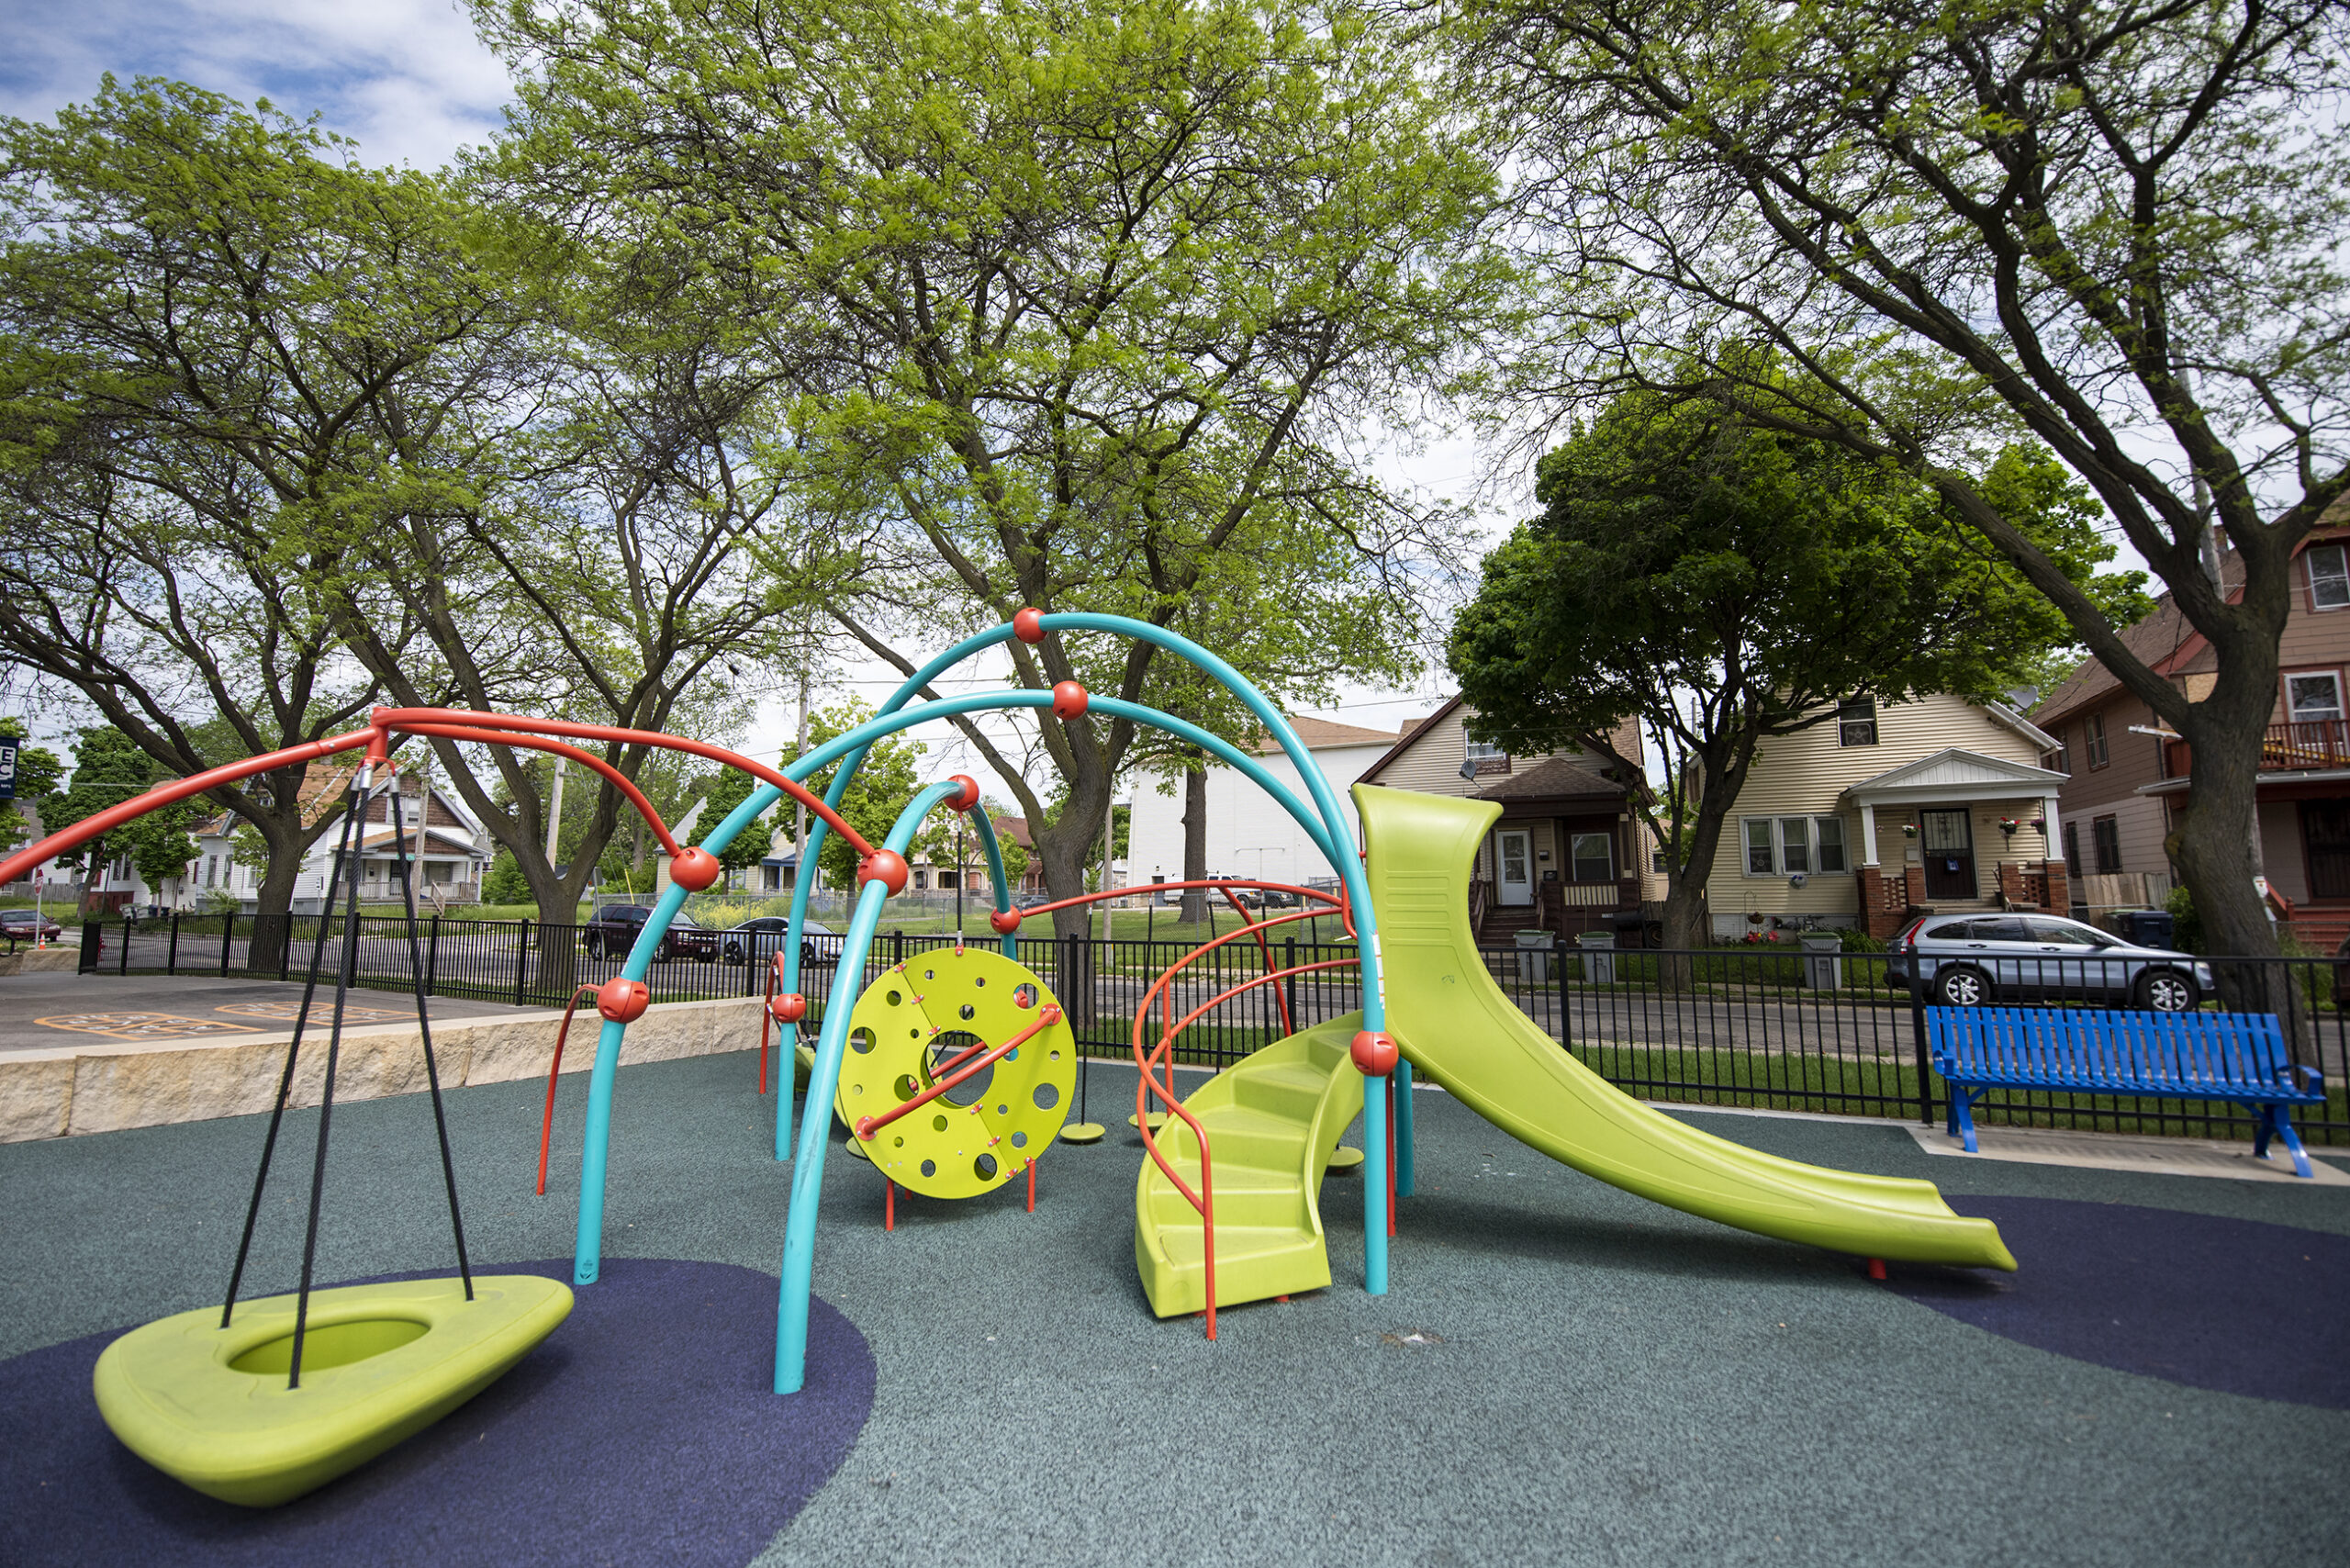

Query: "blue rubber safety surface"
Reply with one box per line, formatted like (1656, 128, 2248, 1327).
(0, 1258, 873, 1566)
(1887, 1196, 2350, 1408)
(5, 1048, 2350, 1568)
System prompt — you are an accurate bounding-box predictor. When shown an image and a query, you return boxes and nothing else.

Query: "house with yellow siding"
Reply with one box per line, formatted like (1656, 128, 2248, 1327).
(1701, 694, 2070, 940)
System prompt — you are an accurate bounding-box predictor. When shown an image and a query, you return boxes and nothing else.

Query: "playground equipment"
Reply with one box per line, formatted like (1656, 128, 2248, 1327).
(834, 944, 1076, 1198)
(3, 606, 2016, 1456)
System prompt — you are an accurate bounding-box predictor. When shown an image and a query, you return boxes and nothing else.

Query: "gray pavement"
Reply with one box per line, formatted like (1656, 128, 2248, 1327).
(3, 1051, 2345, 1567)
(0, 972, 535, 1053)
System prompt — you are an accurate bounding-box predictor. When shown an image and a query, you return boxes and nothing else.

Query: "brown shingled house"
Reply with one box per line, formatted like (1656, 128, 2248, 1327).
(2031, 525, 2350, 948)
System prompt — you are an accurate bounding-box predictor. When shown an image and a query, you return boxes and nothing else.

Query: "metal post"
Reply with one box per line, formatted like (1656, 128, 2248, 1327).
(1908, 957, 1935, 1126)
(167, 913, 179, 974)
(79, 919, 100, 974)
(1284, 936, 1298, 1028)
(426, 913, 441, 995)
(515, 918, 532, 1007)
(118, 915, 130, 974)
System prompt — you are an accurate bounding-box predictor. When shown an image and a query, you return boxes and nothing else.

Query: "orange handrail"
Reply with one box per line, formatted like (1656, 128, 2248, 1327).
(537, 984, 603, 1194)
(855, 1007, 1062, 1141)
(1126, 901, 1338, 1340)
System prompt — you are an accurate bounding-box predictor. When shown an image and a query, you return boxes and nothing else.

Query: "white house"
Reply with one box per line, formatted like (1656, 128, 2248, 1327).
(172, 767, 491, 913)
(1127, 716, 1404, 894)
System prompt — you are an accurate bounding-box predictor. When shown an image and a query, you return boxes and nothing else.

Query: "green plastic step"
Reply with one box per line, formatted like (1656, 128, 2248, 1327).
(1132, 1017, 1365, 1318)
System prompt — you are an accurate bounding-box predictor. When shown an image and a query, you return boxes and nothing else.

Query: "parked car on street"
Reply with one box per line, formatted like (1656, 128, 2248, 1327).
(582, 904, 720, 962)
(721, 916, 841, 970)
(0, 908, 63, 945)
(1886, 912, 2212, 1011)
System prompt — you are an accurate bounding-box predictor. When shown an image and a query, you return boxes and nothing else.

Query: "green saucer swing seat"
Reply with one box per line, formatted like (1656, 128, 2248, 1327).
(94, 1274, 572, 1507)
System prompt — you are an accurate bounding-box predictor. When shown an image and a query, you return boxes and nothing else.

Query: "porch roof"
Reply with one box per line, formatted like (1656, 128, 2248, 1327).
(1470, 755, 1628, 807)
(1841, 747, 2066, 807)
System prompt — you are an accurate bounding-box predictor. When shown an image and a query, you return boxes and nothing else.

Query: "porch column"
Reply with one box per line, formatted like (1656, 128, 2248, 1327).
(2041, 794, 2062, 863)
(1858, 800, 1880, 867)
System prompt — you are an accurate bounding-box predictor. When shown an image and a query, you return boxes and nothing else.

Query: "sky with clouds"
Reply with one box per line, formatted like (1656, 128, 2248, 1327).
(6, 1, 1482, 778)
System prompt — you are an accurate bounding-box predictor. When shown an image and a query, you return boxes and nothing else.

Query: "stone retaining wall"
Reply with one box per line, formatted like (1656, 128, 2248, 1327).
(0, 995, 767, 1144)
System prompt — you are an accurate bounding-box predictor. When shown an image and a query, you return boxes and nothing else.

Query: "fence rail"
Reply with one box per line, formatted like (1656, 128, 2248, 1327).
(74, 914, 2349, 1148)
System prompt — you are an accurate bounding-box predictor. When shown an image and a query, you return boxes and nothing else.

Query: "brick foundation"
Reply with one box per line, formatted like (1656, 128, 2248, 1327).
(1856, 866, 1913, 940)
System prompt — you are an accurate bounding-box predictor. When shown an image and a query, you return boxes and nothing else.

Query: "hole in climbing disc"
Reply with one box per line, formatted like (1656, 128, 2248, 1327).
(1033, 1083, 1059, 1110)
(908, 1028, 920, 1039)
(921, 1159, 936, 1178)
(959, 1003, 976, 1021)
(975, 1154, 999, 1180)
(894, 1074, 921, 1101)
(850, 1028, 875, 1056)
(893, 1136, 905, 1148)
(886, 990, 902, 1007)
(1012, 1130, 1028, 1148)
(932, 1114, 949, 1131)
(996, 1103, 1007, 1115)
(229, 1318, 429, 1375)
(1013, 984, 1037, 1009)
(924, 969, 934, 980)
(974, 975, 986, 987)
(851, 1083, 863, 1096)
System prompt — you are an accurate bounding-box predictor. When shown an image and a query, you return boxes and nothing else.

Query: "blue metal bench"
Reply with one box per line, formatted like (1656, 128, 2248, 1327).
(1925, 1006, 2330, 1178)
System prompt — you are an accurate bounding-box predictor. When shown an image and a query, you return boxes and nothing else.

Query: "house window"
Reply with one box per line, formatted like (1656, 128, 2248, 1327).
(2042, 730, 2072, 774)
(1652, 849, 1670, 874)
(2307, 543, 2350, 610)
(205, 856, 218, 888)
(2092, 814, 2121, 874)
(1837, 698, 1878, 747)
(2287, 672, 2344, 725)
(1741, 817, 1852, 875)
(1463, 736, 1510, 777)
(2084, 711, 2109, 769)
(912, 868, 929, 890)
(1570, 832, 1614, 883)
(2065, 821, 2081, 870)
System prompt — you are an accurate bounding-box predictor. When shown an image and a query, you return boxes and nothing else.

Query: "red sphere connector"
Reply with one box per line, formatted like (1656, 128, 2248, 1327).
(989, 907, 1023, 935)
(1051, 680, 1089, 720)
(668, 846, 722, 891)
(946, 773, 981, 812)
(598, 977, 651, 1024)
(1350, 1029, 1398, 1077)
(768, 991, 808, 1024)
(1012, 607, 1047, 644)
(857, 848, 910, 895)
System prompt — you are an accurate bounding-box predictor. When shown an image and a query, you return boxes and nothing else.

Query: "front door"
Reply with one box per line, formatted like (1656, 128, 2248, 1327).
(1497, 830, 1533, 906)
(2304, 801, 2350, 900)
(1920, 809, 1975, 901)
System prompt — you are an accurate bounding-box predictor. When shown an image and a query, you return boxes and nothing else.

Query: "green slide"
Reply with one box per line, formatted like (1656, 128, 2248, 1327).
(1358, 783, 2016, 1271)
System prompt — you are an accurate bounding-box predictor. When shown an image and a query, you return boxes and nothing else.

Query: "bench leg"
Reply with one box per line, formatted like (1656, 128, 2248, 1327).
(2273, 1110, 2315, 1180)
(1952, 1090, 1981, 1155)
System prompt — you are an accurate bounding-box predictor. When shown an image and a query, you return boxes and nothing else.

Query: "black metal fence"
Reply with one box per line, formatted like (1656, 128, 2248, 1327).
(74, 914, 2348, 1148)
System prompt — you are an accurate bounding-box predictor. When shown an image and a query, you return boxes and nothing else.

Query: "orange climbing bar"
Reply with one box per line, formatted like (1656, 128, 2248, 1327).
(537, 985, 603, 1195)
(854, 1008, 1063, 1141)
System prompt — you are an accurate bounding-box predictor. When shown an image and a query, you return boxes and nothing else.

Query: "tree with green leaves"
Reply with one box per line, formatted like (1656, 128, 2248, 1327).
(780, 700, 931, 889)
(471, 0, 1502, 938)
(37, 726, 204, 913)
(1451, 0, 2350, 957)
(0, 80, 441, 965)
(1450, 390, 2138, 960)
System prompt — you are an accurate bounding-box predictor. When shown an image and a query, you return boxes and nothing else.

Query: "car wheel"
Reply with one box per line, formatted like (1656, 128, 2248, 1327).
(2134, 969, 2199, 1012)
(584, 934, 602, 960)
(655, 936, 673, 963)
(1933, 965, 1992, 1007)
(724, 945, 744, 966)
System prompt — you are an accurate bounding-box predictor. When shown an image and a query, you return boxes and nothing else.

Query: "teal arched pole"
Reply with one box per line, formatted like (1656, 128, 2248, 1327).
(775, 778, 967, 1392)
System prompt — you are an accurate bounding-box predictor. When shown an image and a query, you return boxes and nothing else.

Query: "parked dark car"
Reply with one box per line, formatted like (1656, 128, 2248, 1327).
(1886, 912, 2211, 1012)
(0, 908, 62, 945)
(582, 904, 719, 962)
(721, 916, 841, 969)
(1258, 888, 1301, 909)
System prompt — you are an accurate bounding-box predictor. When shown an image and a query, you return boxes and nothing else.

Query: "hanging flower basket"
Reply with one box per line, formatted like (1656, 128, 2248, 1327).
(1901, 823, 1918, 839)
(2029, 817, 2047, 833)
(1998, 817, 2021, 837)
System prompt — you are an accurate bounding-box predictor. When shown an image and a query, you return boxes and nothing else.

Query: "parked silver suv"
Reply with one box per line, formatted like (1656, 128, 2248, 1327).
(1886, 912, 2213, 1012)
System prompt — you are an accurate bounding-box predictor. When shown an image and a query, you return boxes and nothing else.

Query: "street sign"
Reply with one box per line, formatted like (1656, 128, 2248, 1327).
(0, 735, 17, 800)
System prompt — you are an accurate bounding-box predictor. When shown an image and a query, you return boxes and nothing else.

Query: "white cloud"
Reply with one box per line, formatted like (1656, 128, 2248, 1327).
(2, 0, 508, 171)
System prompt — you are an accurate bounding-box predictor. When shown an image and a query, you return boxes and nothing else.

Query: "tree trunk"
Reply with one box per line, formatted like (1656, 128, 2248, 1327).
(2168, 653, 2285, 1009)
(1035, 818, 1100, 1026)
(243, 810, 312, 976)
(1651, 757, 1740, 992)
(1179, 761, 1208, 924)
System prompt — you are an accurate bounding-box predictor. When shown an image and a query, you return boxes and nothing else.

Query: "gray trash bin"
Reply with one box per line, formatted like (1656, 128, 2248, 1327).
(1800, 935, 1842, 991)
(1575, 929, 1616, 984)
(1514, 927, 1554, 982)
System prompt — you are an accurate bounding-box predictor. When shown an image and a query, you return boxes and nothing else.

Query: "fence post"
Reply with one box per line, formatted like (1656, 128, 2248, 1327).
(426, 914, 440, 995)
(1908, 958, 1935, 1126)
(891, 929, 904, 970)
(1284, 936, 1298, 1030)
(118, 915, 131, 974)
(79, 919, 102, 974)
(166, 913, 180, 975)
(515, 918, 532, 1007)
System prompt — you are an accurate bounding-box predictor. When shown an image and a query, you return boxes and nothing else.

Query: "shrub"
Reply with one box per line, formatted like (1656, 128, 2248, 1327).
(481, 851, 530, 905)
(2163, 883, 2201, 953)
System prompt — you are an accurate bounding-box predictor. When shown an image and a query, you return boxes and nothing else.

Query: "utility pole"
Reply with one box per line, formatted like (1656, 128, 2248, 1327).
(544, 756, 566, 868)
(793, 666, 811, 889)
(1101, 791, 1115, 946)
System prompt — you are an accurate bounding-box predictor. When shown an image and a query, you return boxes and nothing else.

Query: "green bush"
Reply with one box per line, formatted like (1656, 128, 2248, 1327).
(2164, 882, 2201, 953)
(481, 851, 530, 905)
